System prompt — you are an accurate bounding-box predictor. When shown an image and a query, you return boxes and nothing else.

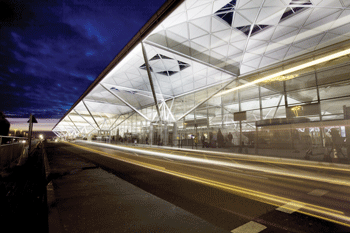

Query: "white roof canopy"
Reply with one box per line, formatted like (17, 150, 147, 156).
(53, 0, 350, 133)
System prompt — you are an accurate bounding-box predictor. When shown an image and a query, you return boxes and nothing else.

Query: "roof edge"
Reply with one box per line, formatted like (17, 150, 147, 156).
(53, 0, 185, 130)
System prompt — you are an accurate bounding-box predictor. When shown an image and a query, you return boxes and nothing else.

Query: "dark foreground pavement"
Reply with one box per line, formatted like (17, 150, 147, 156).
(45, 142, 228, 233)
(0, 142, 47, 232)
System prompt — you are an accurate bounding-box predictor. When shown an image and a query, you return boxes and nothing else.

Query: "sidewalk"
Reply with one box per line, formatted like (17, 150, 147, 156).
(0, 142, 47, 232)
(45, 142, 228, 233)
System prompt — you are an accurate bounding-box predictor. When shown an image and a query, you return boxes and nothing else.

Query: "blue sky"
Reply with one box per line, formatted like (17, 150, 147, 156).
(0, 0, 167, 119)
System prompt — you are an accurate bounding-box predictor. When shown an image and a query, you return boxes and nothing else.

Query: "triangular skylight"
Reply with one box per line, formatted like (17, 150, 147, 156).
(280, 0, 313, 23)
(215, 1, 270, 37)
(140, 54, 190, 76)
(236, 25, 270, 36)
(214, 0, 236, 26)
(289, 0, 312, 5)
(215, 0, 236, 14)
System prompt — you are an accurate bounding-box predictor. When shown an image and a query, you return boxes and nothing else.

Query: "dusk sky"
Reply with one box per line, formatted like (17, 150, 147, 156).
(1, 0, 167, 121)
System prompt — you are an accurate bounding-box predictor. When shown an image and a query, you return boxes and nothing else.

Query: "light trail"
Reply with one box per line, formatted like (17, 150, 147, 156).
(115, 143, 350, 173)
(67, 141, 350, 228)
(154, 146, 350, 173)
(77, 140, 350, 187)
(215, 48, 350, 97)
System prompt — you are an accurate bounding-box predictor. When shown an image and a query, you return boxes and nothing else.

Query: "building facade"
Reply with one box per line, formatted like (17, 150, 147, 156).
(53, 0, 350, 160)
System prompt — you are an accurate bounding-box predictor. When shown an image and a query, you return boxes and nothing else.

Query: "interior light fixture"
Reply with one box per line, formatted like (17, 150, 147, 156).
(216, 48, 350, 97)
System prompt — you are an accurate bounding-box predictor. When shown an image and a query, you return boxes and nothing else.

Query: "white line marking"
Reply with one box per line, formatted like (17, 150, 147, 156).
(277, 202, 304, 214)
(308, 189, 329, 196)
(231, 221, 267, 233)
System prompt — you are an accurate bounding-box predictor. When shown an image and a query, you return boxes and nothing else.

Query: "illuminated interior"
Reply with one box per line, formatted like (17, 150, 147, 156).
(53, 0, 350, 161)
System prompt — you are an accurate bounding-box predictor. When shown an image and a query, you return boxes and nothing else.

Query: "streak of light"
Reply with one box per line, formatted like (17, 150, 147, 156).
(152, 145, 350, 173)
(215, 48, 350, 97)
(67, 141, 350, 228)
(79, 141, 350, 187)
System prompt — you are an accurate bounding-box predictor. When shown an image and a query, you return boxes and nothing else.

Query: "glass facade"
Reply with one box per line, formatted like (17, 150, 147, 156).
(83, 53, 346, 163)
(53, 0, 350, 164)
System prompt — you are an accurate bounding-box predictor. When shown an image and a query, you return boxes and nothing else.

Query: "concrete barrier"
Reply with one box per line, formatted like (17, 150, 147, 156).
(0, 143, 26, 169)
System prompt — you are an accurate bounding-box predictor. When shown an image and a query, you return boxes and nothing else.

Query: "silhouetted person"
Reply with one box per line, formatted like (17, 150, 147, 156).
(227, 132, 233, 143)
(330, 128, 344, 157)
(201, 133, 205, 148)
(0, 111, 10, 144)
(217, 129, 224, 148)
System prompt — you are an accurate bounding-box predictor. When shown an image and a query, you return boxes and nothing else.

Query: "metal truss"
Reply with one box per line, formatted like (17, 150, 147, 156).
(100, 83, 150, 121)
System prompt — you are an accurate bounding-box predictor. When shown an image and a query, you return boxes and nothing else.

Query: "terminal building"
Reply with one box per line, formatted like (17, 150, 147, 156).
(53, 0, 350, 158)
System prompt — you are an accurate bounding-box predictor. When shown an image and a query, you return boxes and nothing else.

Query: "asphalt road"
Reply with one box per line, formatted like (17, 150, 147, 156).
(58, 141, 350, 232)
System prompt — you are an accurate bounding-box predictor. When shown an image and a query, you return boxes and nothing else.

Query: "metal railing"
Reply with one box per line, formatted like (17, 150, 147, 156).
(0, 136, 40, 170)
(0, 135, 28, 145)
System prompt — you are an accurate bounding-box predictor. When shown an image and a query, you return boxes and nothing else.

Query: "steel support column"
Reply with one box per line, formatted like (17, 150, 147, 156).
(68, 115, 81, 135)
(110, 112, 135, 131)
(82, 100, 101, 130)
(74, 110, 97, 130)
(100, 83, 150, 121)
(141, 42, 162, 122)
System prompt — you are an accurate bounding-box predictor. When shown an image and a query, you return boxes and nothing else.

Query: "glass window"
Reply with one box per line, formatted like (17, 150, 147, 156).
(285, 72, 316, 91)
(225, 103, 239, 112)
(241, 99, 260, 111)
(321, 97, 350, 119)
(319, 81, 350, 100)
(261, 94, 284, 108)
(317, 63, 350, 86)
(259, 82, 284, 96)
(222, 89, 238, 105)
(262, 106, 286, 120)
(287, 88, 318, 104)
(246, 110, 261, 121)
(239, 86, 259, 101)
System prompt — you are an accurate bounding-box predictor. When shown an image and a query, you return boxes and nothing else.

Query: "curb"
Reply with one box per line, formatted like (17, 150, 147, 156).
(43, 144, 63, 233)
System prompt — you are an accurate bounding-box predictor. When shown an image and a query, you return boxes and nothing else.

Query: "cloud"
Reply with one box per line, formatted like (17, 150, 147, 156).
(0, 0, 166, 119)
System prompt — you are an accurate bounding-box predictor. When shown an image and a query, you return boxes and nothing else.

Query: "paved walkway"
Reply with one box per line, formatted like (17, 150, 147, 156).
(46, 142, 228, 233)
(0, 142, 47, 232)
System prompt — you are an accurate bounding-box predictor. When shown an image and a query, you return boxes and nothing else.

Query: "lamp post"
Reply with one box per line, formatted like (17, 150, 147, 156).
(27, 114, 38, 153)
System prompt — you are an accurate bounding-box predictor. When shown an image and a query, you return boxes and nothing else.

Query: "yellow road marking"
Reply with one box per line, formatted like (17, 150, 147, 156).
(67, 142, 350, 227)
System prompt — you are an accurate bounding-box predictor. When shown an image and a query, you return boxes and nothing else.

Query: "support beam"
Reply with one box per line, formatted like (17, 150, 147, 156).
(82, 100, 101, 130)
(141, 42, 162, 122)
(164, 100, 176, 122)
(53, 131, 60, 137)
(87, 128, 95, 136)
(100, 83, 150, 121)
(73, 110, 97, 130)
(109, 84, 173, 99)
(272, 95, 283, 119)
(109, 115, 121, 130)
(177, 80, 234, 121)
(100, 117, 107, 129)
(68, 115, 82, 134)
(55, 130, 64, 137)
(110, 112, 135, 131)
